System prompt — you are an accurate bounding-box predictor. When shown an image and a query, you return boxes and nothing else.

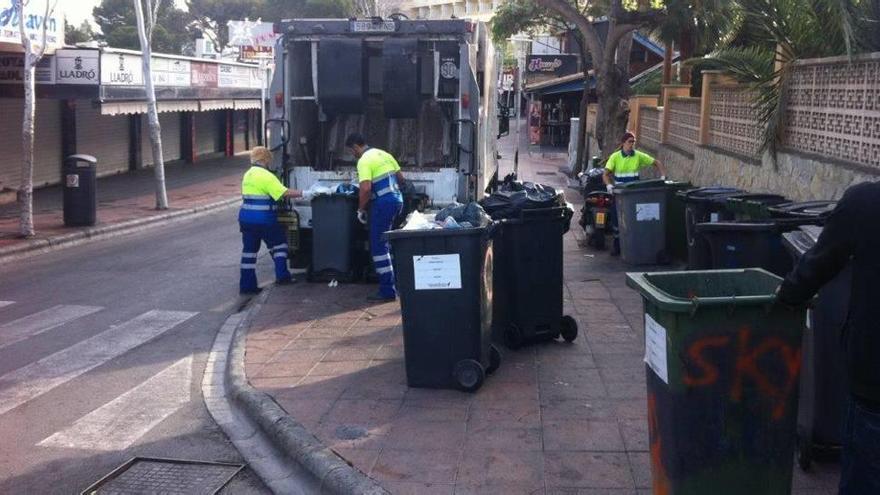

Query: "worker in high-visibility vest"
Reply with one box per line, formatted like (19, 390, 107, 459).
(239, 147, 309, 294)
(346, 133, 405, 301)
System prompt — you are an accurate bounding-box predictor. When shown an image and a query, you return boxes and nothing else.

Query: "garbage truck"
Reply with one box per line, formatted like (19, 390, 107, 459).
(266, 17, 503, 267)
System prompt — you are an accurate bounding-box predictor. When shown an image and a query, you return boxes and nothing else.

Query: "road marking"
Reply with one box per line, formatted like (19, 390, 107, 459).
(38, 356, 193, 451)
(0, 305, 103, 350)
(0, 310, 197, 417)
(0, 301, 13, 310)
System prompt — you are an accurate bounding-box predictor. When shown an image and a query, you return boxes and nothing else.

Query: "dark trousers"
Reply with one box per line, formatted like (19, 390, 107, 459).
(239, 222, 290, 293)
(369, 197, 403, 298)
(839, 397, 880, 494)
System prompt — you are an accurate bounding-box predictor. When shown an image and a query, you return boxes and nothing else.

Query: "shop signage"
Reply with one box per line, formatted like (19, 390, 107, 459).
(227, 20, 277, 48)
(100, 52, 144, 86)
(151, 57, 190, 86)
(218, 63, 261, 88)
(0, 53, 54, 83)
(526, 54, 579, 77)
(0, 0, 63, 51)
(191, 61, 218, 87)
(55, 49, 99, 85)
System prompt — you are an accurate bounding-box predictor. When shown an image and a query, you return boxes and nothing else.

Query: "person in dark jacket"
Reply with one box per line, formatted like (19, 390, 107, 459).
(776, 181, 880, 494)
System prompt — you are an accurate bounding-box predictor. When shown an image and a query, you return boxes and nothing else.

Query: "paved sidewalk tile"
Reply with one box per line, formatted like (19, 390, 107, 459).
(243, 133, 841, 493)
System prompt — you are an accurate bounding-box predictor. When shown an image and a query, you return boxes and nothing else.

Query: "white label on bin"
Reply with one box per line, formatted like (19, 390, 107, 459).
(413, 254, 462, 290)
(710, 212, 720, 222)
(66, 174, 79, 188)
(644, 314, 669, 384)
(636, 202, 660, 221)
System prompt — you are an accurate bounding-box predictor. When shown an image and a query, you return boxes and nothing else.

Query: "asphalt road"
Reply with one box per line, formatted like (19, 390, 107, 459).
(0, 207, 275, 494)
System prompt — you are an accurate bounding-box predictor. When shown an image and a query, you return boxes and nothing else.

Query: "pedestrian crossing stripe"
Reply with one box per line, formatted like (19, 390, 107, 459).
(0, 309, 197, 417)
(0, 301, 13, 309)
(0, 305, 103, 351)
(38, 356, 193, 451)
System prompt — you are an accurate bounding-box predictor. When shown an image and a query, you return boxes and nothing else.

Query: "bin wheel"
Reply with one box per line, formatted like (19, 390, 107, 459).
(796, 434, 813, 471)
(453, 359, 485, 392)
(560, 315, 578, 342)
(505, 324, 524, 349)
(487, 345, 502, 375)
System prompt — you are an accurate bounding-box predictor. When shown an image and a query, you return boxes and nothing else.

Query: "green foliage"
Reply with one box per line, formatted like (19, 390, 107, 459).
(261, 0, 356, 21)
(65, 20, 95, 45)
(93, 0, 193, 54)
(630, 67, 662, 94)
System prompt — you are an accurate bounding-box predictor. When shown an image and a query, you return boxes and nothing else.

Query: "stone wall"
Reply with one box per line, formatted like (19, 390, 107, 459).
(660, 144, 880, 201)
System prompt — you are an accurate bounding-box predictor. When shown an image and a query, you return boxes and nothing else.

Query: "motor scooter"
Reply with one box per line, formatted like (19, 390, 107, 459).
(578, 168, 613, 250)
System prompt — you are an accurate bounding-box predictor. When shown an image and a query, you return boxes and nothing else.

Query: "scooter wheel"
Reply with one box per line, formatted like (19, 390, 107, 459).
(453, 359, 485, 392)
(560, 315, 578, 342)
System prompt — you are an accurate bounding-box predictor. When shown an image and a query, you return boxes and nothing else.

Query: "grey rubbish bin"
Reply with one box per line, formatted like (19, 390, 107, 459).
(782, 225, 850, 470)
(614, 179, 669, 265)
(63, 154, 97, 227)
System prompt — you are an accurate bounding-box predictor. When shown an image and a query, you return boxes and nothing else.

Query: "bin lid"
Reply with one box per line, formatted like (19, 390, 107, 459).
(694, 221, 778, 233)
(384, 225, 488, 241)
(800, 224, 823, 243)
(625, 268, 786, 312)
(65, 154, 97, 165)
(613, 179, 669, 195)
(675, 187, 744, 202)
(726, 193, 789, 206)
(768, 200, 837, 218)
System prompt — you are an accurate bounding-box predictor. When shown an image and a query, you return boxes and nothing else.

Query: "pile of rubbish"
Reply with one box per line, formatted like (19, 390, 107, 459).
(402, 202, 492, 230)
(480, 180, 566, 219)
(302, 182, 360, 198)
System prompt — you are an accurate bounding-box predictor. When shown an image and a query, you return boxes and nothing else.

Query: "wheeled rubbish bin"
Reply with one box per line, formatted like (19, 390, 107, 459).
(782, 225, 850, 470)
(613, 179, 671, 265)
(386, 225, 501, 392)
(63, 154, 98, 227)
(492, 206, 578, 348)
(308, 193, 362, 282)
(627, 269, 806, 495)
(677, 187, 743, 269)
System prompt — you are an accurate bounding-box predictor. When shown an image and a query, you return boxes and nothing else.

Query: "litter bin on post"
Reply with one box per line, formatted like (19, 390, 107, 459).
(492, 206, 577, 348)
(308, 193, 360, 282)
(782, 225, 849, 470)
(613, 179, 670, 265)
(676, 187, 743, 270)
(626, 269, 806, 495)
(386, 225, 501, 392)
(63, 154, 97, 227)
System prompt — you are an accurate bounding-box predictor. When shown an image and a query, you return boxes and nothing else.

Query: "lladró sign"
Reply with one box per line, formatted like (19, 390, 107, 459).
(55, 49, 99, 85)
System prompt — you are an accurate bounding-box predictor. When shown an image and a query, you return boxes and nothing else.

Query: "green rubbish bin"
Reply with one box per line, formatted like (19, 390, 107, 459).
(626, 269, 806, 495)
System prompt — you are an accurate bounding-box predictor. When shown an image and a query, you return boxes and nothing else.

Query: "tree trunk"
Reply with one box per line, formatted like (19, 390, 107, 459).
(596, 65, 631, 163)
(678, 29, 694, 85)
(18, 58, 36, 237)
(572, 75, 589, 177)
(134, 0, 169, 209)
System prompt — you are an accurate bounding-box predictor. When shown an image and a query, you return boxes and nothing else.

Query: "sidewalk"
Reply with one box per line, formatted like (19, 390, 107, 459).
(0, 154, 247, 259)
(240, 135, 841, 494)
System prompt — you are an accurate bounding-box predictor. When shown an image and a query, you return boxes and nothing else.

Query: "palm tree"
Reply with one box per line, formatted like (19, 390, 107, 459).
(704, 0, 879, 156)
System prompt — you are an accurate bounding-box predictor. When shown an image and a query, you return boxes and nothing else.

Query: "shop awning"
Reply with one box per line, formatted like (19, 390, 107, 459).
(200, 100, 236, 111)
(100, 100, 201, 115)
(233, 99, 261, 110)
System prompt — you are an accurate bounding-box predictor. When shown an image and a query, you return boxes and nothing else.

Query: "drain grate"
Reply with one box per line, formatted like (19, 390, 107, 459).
(82, 457, 244, 495)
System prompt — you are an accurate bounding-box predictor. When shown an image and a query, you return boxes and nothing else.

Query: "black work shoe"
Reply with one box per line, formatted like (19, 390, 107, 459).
(240, 288, 262, 295)
(366, 293, 396, 302)
(276, 278, 297, 286)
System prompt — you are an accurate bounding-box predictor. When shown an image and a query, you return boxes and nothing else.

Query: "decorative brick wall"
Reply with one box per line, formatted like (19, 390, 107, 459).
(665, 97, 700, 156)
(638, 106, 662, 152)
(709, 85, 763, 160)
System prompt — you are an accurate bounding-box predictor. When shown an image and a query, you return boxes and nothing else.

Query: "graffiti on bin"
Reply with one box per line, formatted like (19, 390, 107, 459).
(648, 392, 671, 495)
(681, 327, 801, 420)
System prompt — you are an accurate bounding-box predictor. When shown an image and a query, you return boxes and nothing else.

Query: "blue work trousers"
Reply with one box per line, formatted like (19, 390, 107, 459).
(839, 397, 880, 494)
(370, 197, 403, 298)
(239, 222, 291, 293)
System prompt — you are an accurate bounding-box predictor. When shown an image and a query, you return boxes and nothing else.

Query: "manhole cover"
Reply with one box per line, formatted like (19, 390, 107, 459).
(82, 457, 244, 495)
